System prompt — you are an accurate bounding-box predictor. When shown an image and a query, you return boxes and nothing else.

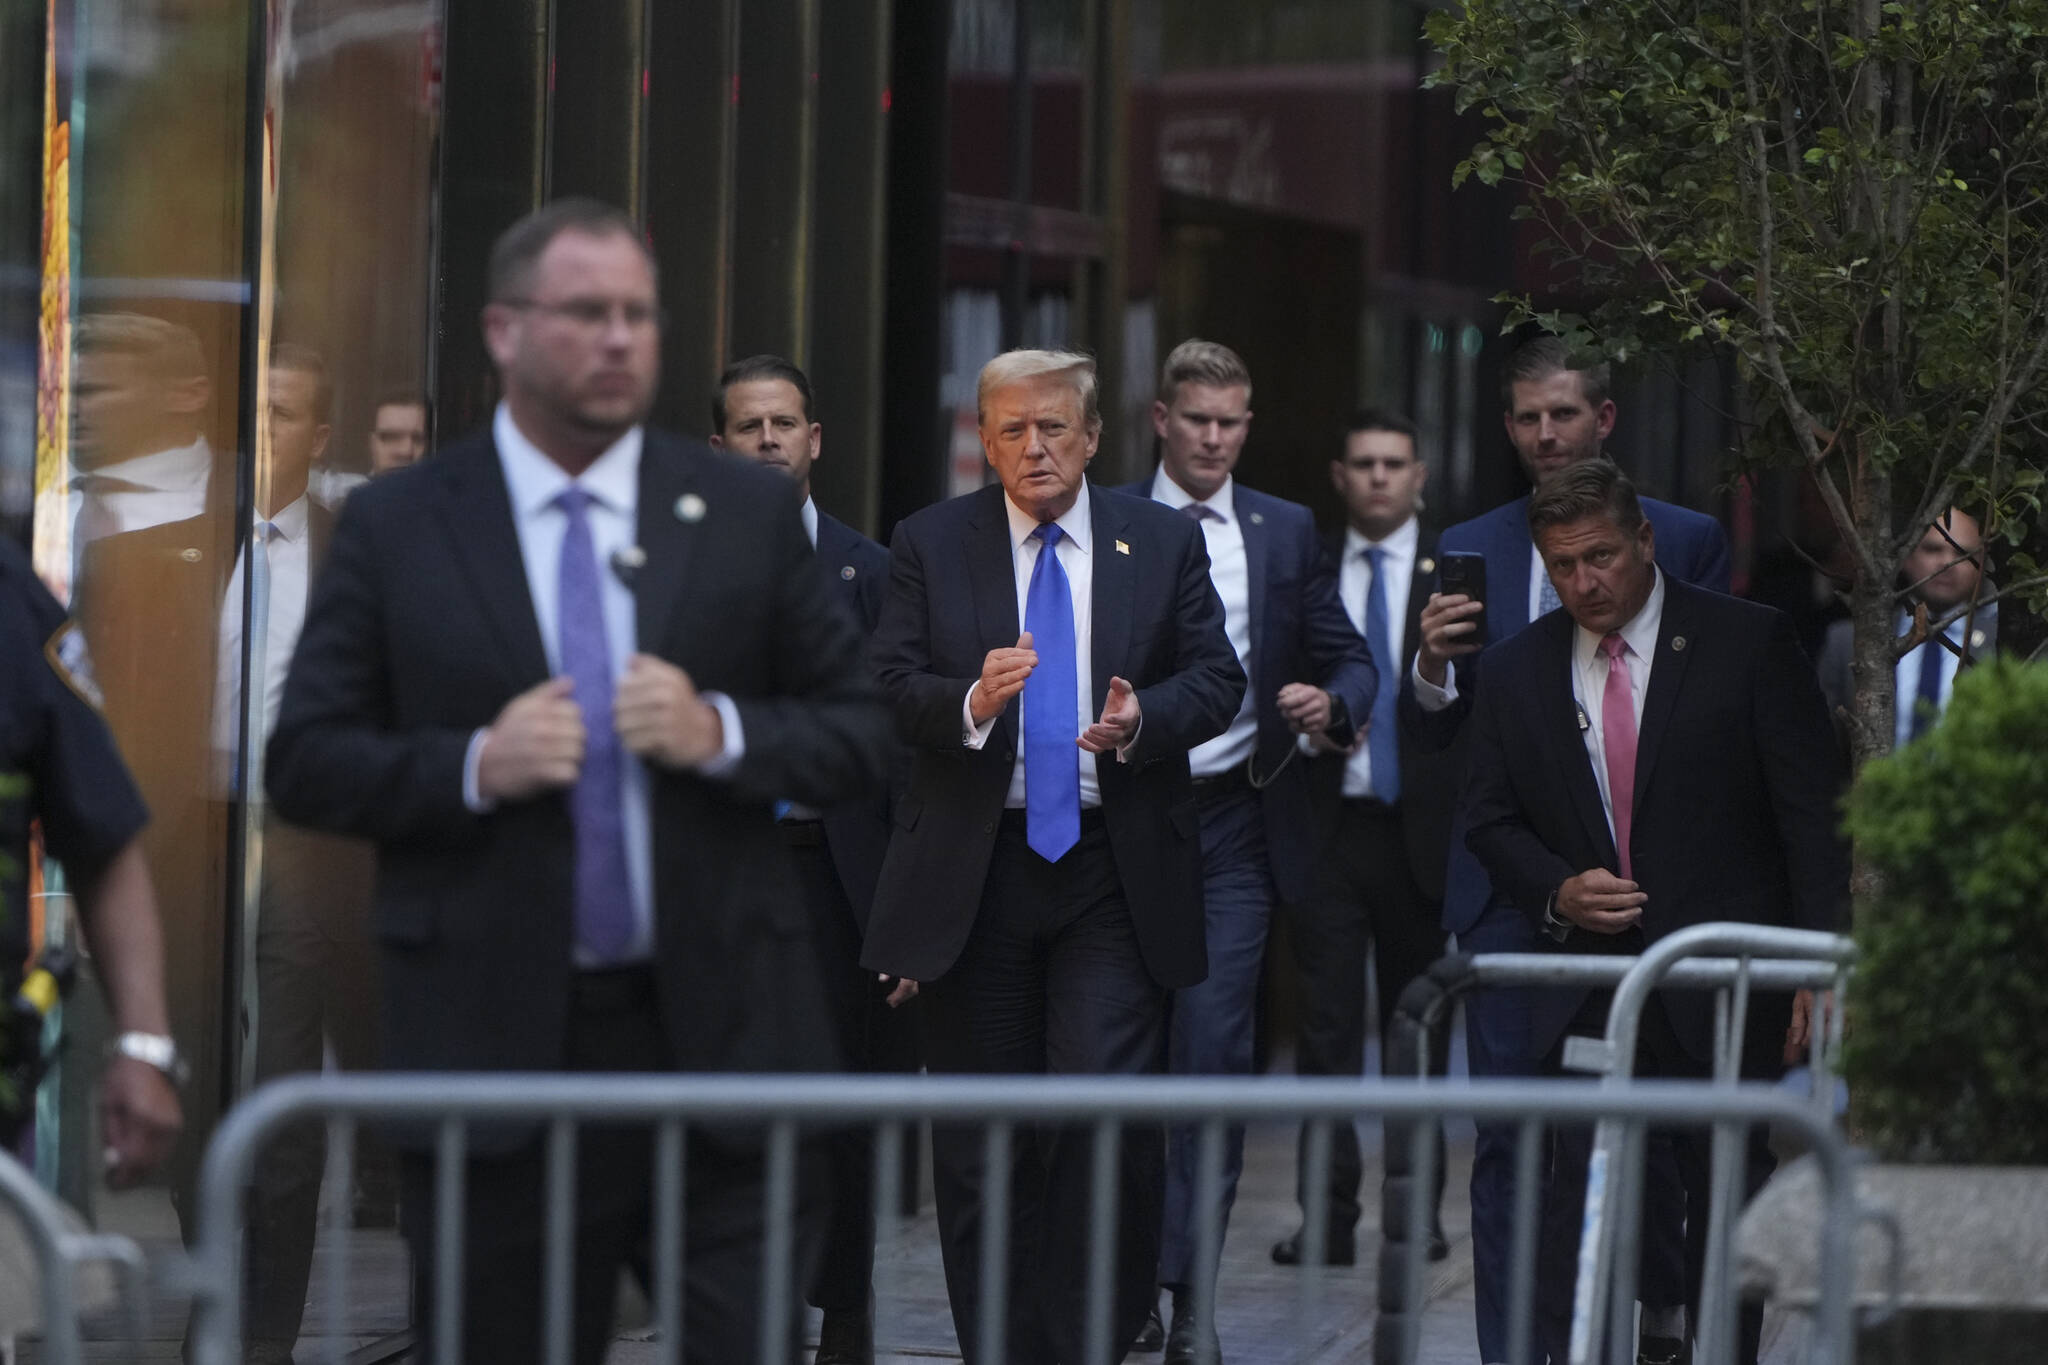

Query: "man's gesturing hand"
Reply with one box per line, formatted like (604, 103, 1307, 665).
(1555, 868, 1647, 934)
(477, 676, 585, 802)
(971, 633, 1038, 724)
(1078, 676, 1141, 754)
(1276, 682, 1334, 736)
(1415, 592, 1483, 687)
(615, 653, 724, 768)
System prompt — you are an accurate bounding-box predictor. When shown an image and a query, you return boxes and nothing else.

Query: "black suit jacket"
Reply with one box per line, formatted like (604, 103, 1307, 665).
(1459, 575, 1847, 1059)
(267, 429, 891, 1106)
(1304, 524, 1459, 904)
(814, 509, 894, 926)
(1117, 477, 1378, 905)
(859, 483, 1246, 989)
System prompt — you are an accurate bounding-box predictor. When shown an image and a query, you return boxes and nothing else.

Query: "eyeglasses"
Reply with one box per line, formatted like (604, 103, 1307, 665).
(503, 297, 667, 333)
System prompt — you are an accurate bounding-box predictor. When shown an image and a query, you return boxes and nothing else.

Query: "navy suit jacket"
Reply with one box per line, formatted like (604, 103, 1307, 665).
(1402, 492, 1731, 935)
(814, 509, 893, 926)
(1119, 475, 1378, 903)
(860, 482, 1246, 988)
(1460, 576, 1847, 1059)
(267, 429, 892, 1116)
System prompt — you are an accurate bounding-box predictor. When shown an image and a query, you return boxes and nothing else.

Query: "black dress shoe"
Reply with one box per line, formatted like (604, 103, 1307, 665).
(1636, 1334, 1690, 1365)
(1268, 1227, 1357, 1266)
(1132, 1301, 1166, 1352)
(814, 1308, 874, 1365)
(1162, 1292, 1223, 1365)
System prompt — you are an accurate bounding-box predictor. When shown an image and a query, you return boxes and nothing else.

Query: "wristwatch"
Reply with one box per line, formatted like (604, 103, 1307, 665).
(110, 1031, 191, 1087)
(1541, 888, 1573, 944)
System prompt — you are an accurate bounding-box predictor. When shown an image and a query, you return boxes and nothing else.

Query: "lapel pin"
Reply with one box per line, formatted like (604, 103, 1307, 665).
(840, 564, 857, 581)
(675, 493, 707, 523)
(1418, 556, 1435, 576)
(1671, 635, 1688, 652)
(1971, 628, 1986, 649)
(1114, 539, 1130, 556)
(1249, 511, 1265, 525)
(180, 547, 202, 563)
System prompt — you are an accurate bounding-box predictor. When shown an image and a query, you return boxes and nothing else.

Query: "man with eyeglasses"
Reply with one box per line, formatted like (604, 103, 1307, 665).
(268, 197, 891, 1364)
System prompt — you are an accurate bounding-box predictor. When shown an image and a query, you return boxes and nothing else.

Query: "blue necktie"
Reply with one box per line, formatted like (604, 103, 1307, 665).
(1363, 547, 1401, 803)
(1537, 565, 1563, 618)
(1023, 523, 1081, 862)
(556, 487, 637, 961)
(1909, 632, 1946, 740)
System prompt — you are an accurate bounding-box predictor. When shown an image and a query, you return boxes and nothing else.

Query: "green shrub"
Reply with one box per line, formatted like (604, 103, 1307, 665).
(1843, 658, 2048, 1163)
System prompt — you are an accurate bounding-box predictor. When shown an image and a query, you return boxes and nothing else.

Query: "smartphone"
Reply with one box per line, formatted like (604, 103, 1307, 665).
(1438, 551, 1488, 611)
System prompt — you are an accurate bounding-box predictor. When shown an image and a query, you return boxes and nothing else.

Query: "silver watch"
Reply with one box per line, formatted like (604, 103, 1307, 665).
(1541, 890, 1573, 944)
(110, 1031, 191, 1087)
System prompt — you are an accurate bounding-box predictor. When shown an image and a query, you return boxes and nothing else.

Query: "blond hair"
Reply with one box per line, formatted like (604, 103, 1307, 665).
(976, 349, 1101, 430)
(74, 312, 207, 385)
(1158, 337, 1251, 404)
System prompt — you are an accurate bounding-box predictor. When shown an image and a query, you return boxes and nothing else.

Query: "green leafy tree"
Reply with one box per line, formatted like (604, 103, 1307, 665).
(1426, 0, 2048, 807)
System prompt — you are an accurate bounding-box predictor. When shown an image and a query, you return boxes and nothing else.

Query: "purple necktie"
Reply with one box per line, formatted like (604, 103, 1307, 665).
(1599, 632, 1637, 880)
(556, 487, 636, 961)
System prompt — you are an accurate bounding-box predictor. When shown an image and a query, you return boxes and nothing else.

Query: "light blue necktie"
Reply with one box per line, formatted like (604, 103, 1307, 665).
(556, 487, 636, 961)
(1537, 564, 1563, 618)
(1023, 523, 1080, 862)
(1363, 547, 1401, 803)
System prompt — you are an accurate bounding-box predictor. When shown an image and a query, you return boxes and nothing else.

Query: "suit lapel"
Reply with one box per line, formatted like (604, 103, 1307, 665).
(1406, 528, 1438, 669)
(1632, 574, 1695, 803)
(439, 441, 550, 684)
(634, 434, 708, 655)
(1089, 487, 1133, 710)
(1496, 499, 1535, 641)
(964, 486, 1023, 745)
(1533, 613, 1618, 866)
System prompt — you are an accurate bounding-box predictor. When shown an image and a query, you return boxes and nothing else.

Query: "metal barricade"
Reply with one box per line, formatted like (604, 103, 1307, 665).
(178, 1071, 1864, 1365)
(0, 1150, 150, 1364)
(1383, 923, 1856, 1365)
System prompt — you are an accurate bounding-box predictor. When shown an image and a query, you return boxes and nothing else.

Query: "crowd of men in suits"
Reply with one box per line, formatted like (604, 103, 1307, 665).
(58, 198, 1997, 1365)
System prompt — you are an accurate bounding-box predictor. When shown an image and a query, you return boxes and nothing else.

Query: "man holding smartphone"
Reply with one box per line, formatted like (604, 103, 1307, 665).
(1402, 335, 1729, 1365)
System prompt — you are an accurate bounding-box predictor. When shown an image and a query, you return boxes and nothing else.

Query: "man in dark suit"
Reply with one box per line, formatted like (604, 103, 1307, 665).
(267, 199, 891, 1364)
(1273, 408, 1454, 1269)
(1402, 336, 1731, 1365)
(1118, 339, 1376, 1362)
(862, 348, 1244, 1363)
(709, 353, 896, 1365)
(1456, 458, 1845, 1365)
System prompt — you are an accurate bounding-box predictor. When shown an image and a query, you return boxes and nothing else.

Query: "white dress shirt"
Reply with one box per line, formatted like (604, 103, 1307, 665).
(69, 436, 214, 550)
(1337, 517, 1417, 799)
(1893, 612, 1964, 747)
(1148, 468, 1256, 777)
(962, 481, 1108, 808)
(213, 496, 313, 772)
(800, 495, 819, 549)
(462, 404, 743, 964)
(1571, 568, 1663, 848)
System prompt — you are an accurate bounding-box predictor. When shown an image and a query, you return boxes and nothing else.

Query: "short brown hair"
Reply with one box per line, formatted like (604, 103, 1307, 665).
(270, 342, 333, 424)
(75, 312, 207, 384)
(486, 198, 655, 305)
(1158, 338, 1252, 404)
(1501, 334, 1610, 409)
(1527, 456, 1644, 540)
(713, 354, 814, 431)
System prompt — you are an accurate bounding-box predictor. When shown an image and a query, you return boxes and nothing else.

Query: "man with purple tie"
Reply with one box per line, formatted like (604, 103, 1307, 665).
(862, 349, 1244, 1363)
(267, 199, 890, 1364)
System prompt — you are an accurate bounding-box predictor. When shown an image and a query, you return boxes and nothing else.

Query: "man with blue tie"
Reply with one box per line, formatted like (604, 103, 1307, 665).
(268, 199, 891, 1363)
(1272, 408, 1455, 1271)
(710, 353, 896, 1365)
(1120, 339, 1377, 1363)
(1816, 508, 1996, 745)
(1402, 335, 1730, 1365)
(863, 349, 1245, 1364)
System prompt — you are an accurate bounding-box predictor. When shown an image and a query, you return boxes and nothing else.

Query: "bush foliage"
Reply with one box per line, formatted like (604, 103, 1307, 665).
(1843, 659, 2048, 1162)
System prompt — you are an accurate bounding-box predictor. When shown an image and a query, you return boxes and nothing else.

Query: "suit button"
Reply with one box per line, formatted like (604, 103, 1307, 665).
(1004, 750, 1016, 763)
(983, 821, 995, 834)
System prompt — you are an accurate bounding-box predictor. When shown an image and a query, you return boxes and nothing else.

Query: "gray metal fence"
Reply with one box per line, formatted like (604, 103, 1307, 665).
(106, 1071, 1875, 1365)
(1382, 925, 1857, 1365)
(0, 1148, 148, 1356)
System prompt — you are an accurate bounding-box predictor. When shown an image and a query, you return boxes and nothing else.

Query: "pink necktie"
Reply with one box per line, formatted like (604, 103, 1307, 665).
(1599, 632, 1637, 879)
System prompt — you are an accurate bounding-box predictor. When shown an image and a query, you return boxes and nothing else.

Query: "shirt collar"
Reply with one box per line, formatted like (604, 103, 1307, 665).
(1346, 515, 1419, 561)
(493, 403, 643, 521)
(1004, 478, 1093, 556)
(1577, 565, 1666, 663)
(78, 436, 213, 492)
(1149, 465, 1234, 523)
(801, 495, 819, 549)
(259, 496, 310, 541)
